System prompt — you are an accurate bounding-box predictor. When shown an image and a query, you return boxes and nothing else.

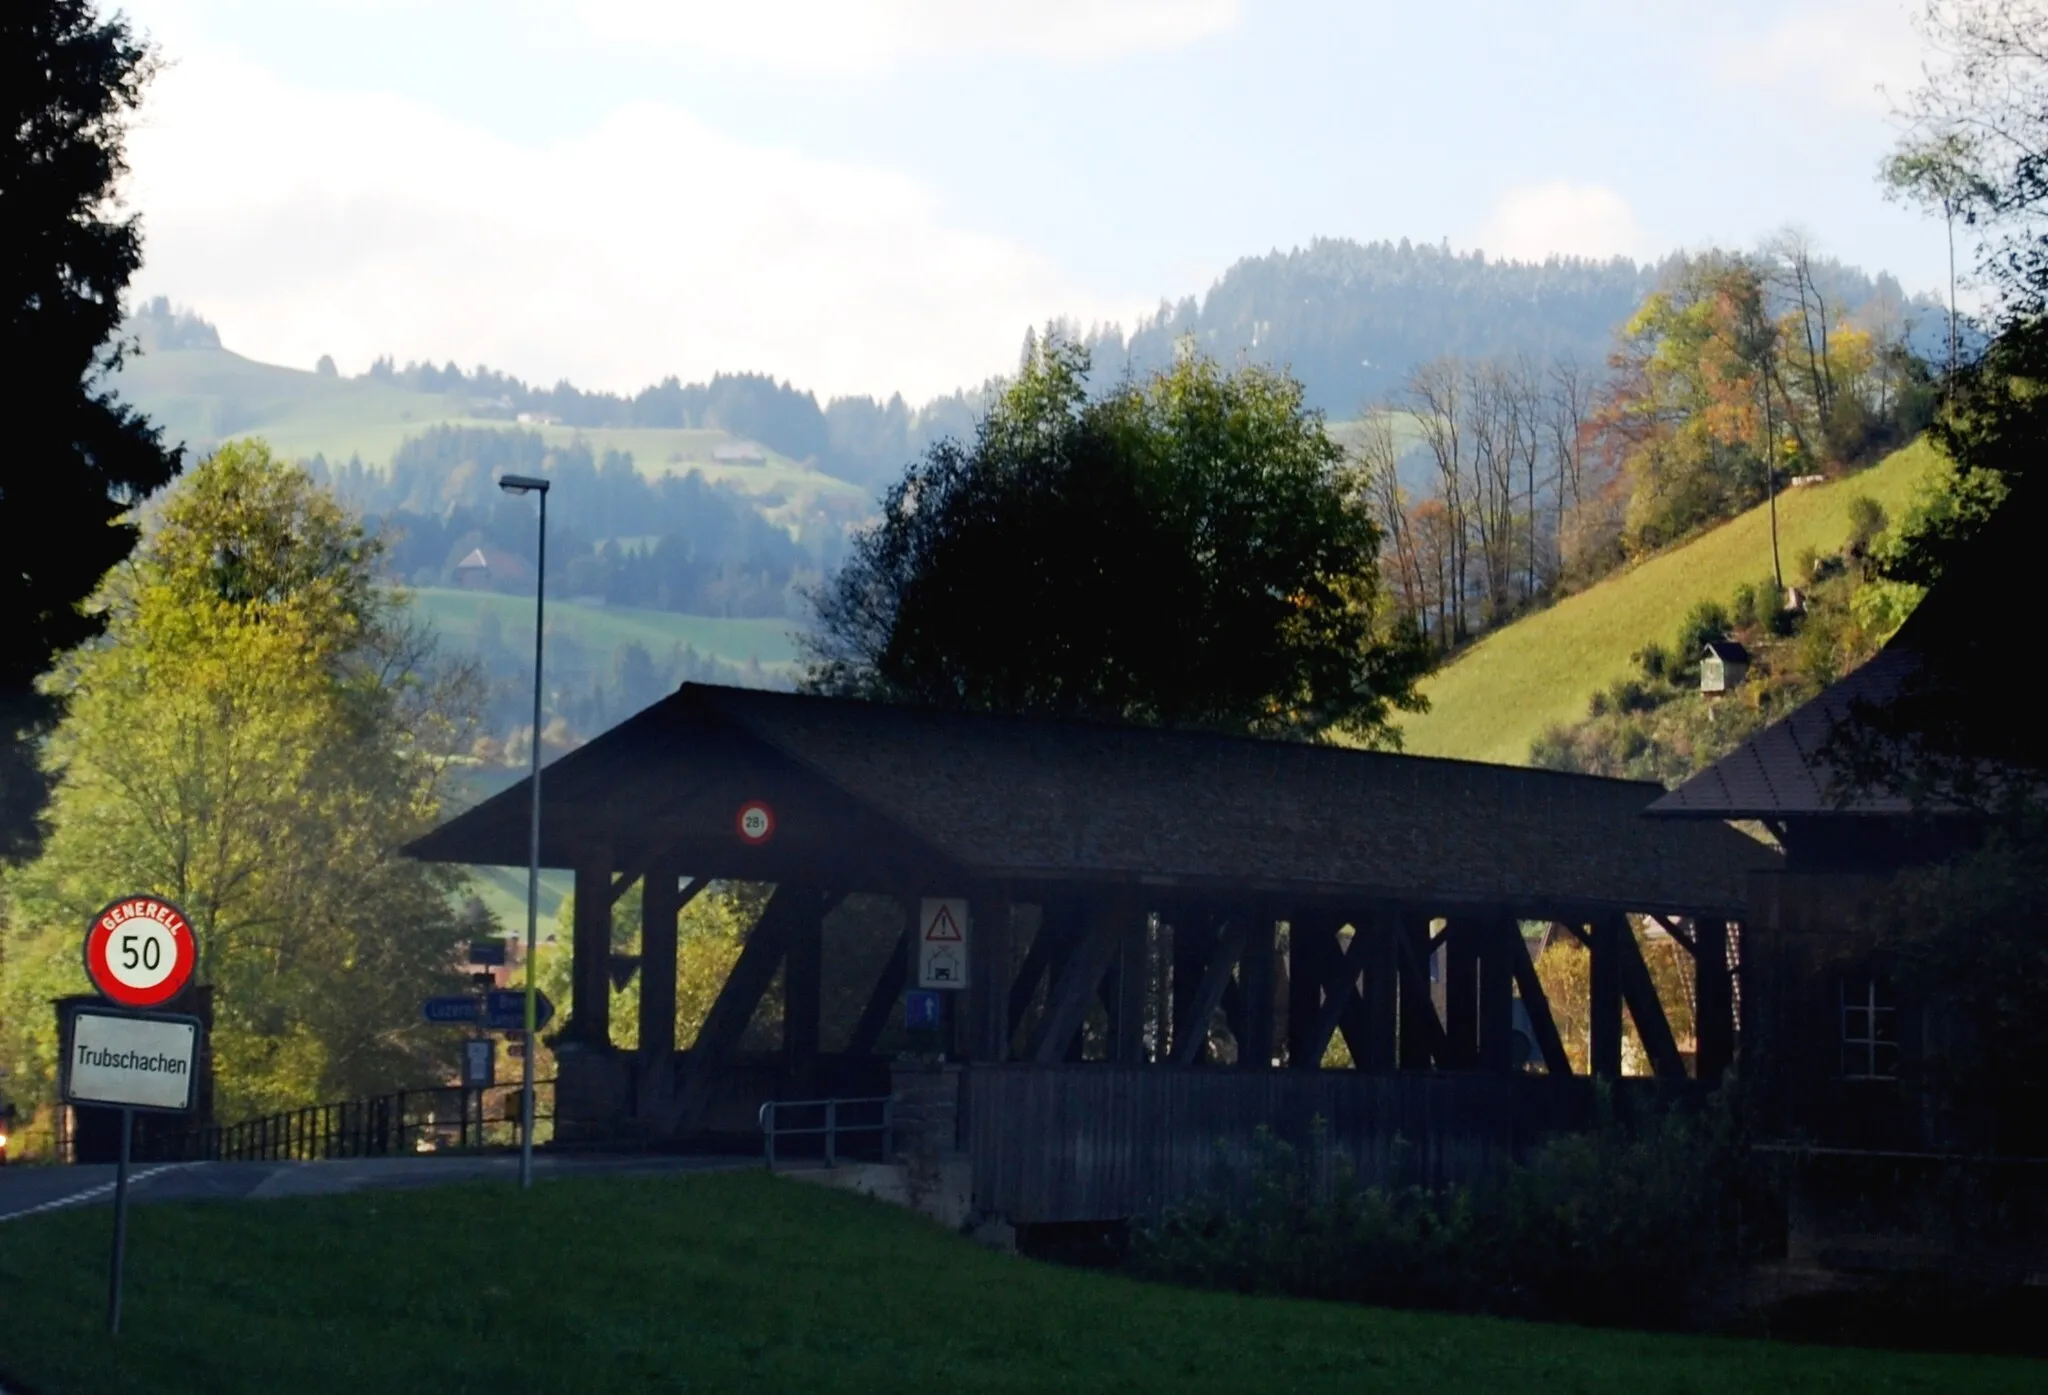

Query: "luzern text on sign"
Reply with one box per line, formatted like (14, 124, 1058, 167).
(64, 1008, 200, 1112)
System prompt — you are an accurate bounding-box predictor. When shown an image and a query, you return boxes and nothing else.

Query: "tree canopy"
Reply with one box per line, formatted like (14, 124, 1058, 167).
(2, 1, 183, 862)
(0, 442, 479, 1119)
(802, 339, 1431, 743)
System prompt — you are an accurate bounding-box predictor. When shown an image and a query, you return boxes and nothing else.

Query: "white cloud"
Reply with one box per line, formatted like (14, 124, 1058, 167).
(1473, 183, 1649, 264)
(575, 0, 1242, 73)
(121, 41, 1140, 400)
(1709, 2, 1922, 116)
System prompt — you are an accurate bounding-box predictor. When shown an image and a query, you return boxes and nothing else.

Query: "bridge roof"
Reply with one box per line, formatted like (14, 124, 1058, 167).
(409, 684, 1773, 915)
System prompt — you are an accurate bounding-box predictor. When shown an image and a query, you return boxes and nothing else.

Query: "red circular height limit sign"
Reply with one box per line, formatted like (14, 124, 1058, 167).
(735, 800, 776, 845)
(83, 895, 198, 1008)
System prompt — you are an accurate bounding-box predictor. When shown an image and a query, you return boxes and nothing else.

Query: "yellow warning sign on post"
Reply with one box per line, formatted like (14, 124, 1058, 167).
(918, 897, 969, 990)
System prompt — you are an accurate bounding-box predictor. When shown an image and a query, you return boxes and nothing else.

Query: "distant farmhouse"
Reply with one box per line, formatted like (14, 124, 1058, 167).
(712, 441, 768, 464)
(515, 411, 562, 426)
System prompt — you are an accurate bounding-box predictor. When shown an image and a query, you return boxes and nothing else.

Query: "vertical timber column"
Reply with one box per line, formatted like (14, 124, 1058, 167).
(1285, 914, 1332, 1069)
(1239, 911, 1277, 1069)
(783, 887, 825, 1090)
(1478, 913, 1517, 1074)
(1398, 911, 1437, 1069)
(1443, 918, 1480, 1069)
(1695, 918, 1734, 1085)
(1113, 907, 1150, 1064)
(1360, 905, 1399, 1072)
(571, 851, 614, 1047)
(967, 891, 1014, 1062)
(639, 870, 681, 1061)
(1590, 913, 1625, 1080)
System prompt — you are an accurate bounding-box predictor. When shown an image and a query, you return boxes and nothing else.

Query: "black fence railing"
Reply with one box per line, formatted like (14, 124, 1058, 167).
(758, 1096, 893, 1168)
(127, 1080, 556, 1164)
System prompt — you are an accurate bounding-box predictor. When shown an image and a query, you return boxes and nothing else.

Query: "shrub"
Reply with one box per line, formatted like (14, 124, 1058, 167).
(1730, 582, 1759, 630)
(1675, 599, 1731, 661)
(1845, 494, 1889, 552)
(1634, 641, 1673, 682)
(1129, 1090, 1749, 1329)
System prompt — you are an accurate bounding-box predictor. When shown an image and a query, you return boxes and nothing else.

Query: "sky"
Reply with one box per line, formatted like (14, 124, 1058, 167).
(116, 0, 1942, 403)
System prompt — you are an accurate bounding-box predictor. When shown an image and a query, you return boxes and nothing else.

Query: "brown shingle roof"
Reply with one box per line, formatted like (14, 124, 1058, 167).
(412, 685, 1772, 914)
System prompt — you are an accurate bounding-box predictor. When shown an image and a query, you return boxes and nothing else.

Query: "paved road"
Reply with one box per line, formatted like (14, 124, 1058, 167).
(0, 1151, 752, 1222)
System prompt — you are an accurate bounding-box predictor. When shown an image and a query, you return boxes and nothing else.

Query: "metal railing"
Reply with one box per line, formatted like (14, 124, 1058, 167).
(126, 1079, 556, 1164)
(758, 1096, 892, 1169)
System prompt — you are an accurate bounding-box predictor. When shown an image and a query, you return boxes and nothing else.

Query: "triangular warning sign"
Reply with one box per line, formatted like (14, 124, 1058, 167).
(924, 904, 964, 941)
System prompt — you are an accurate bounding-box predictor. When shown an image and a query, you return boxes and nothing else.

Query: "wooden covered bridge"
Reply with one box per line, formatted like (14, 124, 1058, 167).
(409, 683, 1773, 1224)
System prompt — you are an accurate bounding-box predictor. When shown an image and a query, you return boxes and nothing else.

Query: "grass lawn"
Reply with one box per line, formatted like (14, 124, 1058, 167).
(1394, 439, 1939, 766)
(405, 587, 805, 672)
(0, 1171, 2037, 1394)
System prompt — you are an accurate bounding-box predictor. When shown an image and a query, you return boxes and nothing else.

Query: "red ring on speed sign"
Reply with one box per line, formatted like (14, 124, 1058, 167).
(735, 800, 776, 845)
(83, 895, 198, 1008)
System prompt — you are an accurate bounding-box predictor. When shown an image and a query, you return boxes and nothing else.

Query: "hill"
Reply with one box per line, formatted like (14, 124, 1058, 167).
(1, 1171, 2033, 1394)
(1394, 439, 1940, 766)
(112, 332, 862, 511)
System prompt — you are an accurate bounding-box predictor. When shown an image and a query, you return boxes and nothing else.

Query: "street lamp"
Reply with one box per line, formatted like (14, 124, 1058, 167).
(499, 472, 550, 1190)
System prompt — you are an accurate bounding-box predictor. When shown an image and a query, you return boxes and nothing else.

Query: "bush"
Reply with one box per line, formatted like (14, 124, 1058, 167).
(1730, 582, 1759, 630)
(1845, 494, 1889, 552)
(1129, 1090, 1748, 1329)
(1675, 599, 1731, 661)
(1634, 642, 1673, 682)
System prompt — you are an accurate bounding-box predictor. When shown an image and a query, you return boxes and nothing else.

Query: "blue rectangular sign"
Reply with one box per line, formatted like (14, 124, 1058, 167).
(421, 996, 481, 1024)
(484, 989, 554, 1032)
(904, 990, 940, 1031)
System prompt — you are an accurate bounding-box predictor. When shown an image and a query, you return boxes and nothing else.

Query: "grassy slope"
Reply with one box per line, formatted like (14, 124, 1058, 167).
(407, 587, 803, 670)
(113, 344, 869, 508)
(1395, 440, 1939, 766)
(1, 1171, 2036, 1395)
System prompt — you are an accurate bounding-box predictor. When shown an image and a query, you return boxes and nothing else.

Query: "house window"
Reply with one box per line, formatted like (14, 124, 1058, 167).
(1840, 976, 1899, 1080)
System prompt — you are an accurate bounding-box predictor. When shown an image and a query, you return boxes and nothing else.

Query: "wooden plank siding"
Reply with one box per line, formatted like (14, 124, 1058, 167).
(967, 1063, 1605, 1224)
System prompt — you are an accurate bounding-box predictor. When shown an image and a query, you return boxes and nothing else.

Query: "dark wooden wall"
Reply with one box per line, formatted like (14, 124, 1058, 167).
(966, 1063, 1612, 1224)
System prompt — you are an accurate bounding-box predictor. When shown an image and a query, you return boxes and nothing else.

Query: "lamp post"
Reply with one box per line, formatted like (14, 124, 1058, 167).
(499, 472, 550, 1191)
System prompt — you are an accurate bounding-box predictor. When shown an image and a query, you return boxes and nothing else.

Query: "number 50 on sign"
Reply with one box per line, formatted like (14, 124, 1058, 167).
(83, 895, 198, 1009)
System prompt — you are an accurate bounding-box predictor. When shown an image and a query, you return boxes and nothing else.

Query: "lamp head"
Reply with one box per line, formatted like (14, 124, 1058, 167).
(499, 474, 550, 496)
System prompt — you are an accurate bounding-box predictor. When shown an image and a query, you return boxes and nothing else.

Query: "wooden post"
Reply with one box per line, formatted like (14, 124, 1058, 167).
(1285, 914, 1335, 1069)
(571, 851, 615, 1047)
(1238, 911, 1277, 1068)
(1171, 919, 1245, 1067)
(1443, 918, 1479, 1069)
(1695, 918, 1733, 1085)
(1170, 913, 1215, 1062)
(1360, 906, 1398, 1072)
(1397, 912, 1439, 1069)
(1479, 913, 1517, 1073)
(638, 871, 684, 1060)
(783, 889, 825, 1087)
(1113, 909, 1150, 1064)
(967, 892, 1014, 1063)
(1590, 913, 1624, 1080)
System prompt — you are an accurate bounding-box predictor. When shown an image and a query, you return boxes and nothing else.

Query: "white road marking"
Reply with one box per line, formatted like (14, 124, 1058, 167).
(0, 1162, 201, 1223)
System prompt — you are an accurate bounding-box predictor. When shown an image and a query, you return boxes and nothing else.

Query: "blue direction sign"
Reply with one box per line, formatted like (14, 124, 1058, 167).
(421, 995, 481, 1025)
(484, 989, 554, 1033)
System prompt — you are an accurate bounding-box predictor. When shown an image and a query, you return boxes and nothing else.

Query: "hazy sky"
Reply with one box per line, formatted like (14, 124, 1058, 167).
(117, 0, 1940, 402)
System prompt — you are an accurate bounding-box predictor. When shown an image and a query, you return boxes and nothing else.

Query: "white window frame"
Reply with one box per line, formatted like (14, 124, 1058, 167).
(1839, 976, 1899, 1081)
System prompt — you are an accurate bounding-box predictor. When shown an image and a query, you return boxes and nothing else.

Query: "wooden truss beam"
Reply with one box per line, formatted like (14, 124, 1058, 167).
(1615, 914, 1689, 1082)
(1505, 919, 1573, 1077)
(1026, 900, 1130, 1064)
(845, 925, 911, 1060)
(1396, 917, 1449, 1069)
(669, 885, 833, 1133)
(1170, 918, 1245, 1066)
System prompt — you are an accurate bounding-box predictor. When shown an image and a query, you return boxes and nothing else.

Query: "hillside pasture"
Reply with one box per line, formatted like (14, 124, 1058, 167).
(113, 345, 871, 508)
(1394, 440, 1939, 766)
(405, 587, 805, 674)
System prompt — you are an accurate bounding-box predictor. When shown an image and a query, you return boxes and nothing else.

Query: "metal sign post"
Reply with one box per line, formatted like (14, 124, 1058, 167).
(62, 1002, 201, 1336)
